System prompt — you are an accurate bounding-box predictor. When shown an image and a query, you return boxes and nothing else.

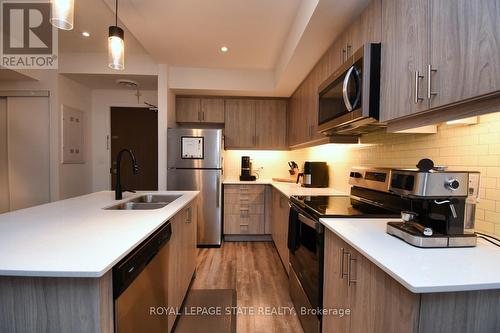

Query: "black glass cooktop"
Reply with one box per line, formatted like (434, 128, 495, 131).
(290, 195, 400, 220)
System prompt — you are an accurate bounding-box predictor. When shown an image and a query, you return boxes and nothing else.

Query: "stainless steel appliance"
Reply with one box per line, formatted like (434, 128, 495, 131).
(386, 167, 480, 248)
(167, 128, 223, 247)
(318, 43, 383, 136)
(114, 222, 172, 333)
(288, 172, 402, 333)
(296, 161, 329, 188)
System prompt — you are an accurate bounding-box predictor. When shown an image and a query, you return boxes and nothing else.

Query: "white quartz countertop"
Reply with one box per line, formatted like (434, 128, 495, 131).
(0, 191, 198, 278)
(319, 218, 500, 293)
(223, 178, 346, 198)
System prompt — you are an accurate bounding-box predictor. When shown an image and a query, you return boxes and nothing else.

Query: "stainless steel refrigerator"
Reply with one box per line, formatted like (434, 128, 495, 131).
(167, 129, 223, 247)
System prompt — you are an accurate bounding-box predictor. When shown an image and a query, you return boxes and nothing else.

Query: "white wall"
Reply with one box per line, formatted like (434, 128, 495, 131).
(91, 89, 158, 191)
(58, 75, 93, 199)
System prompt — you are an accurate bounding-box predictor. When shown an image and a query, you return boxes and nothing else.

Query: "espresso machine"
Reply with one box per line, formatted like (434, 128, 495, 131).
(386, 163, 480, 248)
(239, 156, 256, 181)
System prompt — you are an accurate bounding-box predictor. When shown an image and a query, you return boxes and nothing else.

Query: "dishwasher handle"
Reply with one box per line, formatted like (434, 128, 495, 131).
(113, 222, 172, 299)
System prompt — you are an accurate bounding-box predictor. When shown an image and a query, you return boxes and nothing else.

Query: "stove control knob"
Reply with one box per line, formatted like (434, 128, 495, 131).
(445, 179, 460, 191)
(350, 172, 362, 179)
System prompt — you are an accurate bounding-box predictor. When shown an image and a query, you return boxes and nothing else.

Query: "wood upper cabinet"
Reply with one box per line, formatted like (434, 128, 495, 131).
(224, 99, 256, 148)
(201, 98, 225, 123)
(176, 97, 224, 123)
(225, 98, 288, 150)
(349, 0, 382, 51)
(255, 99, 287, 149)
(380, 0, 500, 122)
(379, 0, 429, 122)
(429, 0, 500, 108)
(176, 97, 201, 123)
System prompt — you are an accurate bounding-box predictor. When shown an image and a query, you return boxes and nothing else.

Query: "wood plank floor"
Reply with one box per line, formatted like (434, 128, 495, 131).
(192, 242, 304, 333)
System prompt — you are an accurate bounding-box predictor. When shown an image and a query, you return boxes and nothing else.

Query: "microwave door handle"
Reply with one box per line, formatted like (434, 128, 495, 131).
(342, 66, 362, 112)
(342, 66, 355, 111)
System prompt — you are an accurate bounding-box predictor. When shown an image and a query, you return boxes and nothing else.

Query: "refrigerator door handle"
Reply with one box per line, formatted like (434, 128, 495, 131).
(216, 173, 221, 208)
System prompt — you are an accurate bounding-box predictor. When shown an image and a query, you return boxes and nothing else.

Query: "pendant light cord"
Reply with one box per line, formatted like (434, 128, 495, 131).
(115, 0, 118, 26)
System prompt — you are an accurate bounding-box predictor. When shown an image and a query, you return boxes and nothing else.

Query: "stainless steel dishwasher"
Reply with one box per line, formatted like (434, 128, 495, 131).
(113, 222, 171, 333)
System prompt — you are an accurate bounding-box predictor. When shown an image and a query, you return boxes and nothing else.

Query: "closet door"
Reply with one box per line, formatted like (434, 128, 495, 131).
(0, 98, 8, 213)
(7, 97, 50, 211)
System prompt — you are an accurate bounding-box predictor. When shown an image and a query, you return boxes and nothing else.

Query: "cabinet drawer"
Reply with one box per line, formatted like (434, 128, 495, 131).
(224, 185, 265, 194)
(224, 214, 264, 235)
(224, 193, 264, 205)
(225, 203, 264, 215)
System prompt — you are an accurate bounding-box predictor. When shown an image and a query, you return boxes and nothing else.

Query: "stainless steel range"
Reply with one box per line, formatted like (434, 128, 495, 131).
(288, 168, 403, 333)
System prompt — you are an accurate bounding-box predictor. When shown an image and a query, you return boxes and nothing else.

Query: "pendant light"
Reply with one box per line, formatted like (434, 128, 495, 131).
(108, 0, 125, 70)
(50, 0, 75, 30)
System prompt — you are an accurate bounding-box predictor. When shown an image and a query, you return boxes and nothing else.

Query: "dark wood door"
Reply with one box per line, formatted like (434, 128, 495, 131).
(111, 107, 158, 191)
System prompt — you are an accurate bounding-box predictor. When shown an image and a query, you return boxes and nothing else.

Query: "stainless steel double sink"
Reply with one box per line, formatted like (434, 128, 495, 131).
(105, 194, 182, 210)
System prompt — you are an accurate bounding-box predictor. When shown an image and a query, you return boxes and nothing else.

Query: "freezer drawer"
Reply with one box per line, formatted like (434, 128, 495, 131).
(167, 168, 222, 246)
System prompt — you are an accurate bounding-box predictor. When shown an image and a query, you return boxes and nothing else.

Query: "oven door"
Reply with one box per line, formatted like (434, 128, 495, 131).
(288, 204, 324, 313)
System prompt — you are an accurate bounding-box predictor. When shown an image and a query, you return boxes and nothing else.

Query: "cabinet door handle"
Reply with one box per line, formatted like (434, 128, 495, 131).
(341, 48, 346, 63)
(201, 111, 205, 121)
(346, 44, 352, 59)
(427, 64, 438, 100)
(198, 111, 201, 121)
(347, 253, 357, 287)
(414, 71, 424, 104)
(186, 207, 192, 223)
(340, 248, 347, 279)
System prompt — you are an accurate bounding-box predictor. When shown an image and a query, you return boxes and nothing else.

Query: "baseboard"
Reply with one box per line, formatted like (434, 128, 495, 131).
(224, 234, 272, 242)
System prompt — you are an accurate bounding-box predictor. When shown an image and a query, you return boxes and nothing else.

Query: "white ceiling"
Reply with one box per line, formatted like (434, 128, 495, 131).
(59, 0, 370, 96)
(58, 0, 147, 55)
(105, 0, 302, 70)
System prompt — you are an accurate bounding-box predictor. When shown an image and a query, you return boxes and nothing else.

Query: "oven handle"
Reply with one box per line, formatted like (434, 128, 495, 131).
(342, 65, 361, 112)
(298, 213, 321, 232)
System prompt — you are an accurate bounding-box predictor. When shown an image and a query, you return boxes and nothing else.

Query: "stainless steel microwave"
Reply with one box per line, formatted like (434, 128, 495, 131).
(317, 43, 382, 136)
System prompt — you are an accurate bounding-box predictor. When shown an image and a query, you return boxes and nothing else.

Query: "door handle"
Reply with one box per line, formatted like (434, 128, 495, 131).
(216, 174, 220, 208)
(414, 71, 424, 104)
(347, 253, 357, 287)
(339, 248, 346, 279)
(186, 207, 192, 223)
(427, 64, 438, 100)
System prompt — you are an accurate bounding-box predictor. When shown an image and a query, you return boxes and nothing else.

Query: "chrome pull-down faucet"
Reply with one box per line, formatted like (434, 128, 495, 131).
(114, 149, 139, 200)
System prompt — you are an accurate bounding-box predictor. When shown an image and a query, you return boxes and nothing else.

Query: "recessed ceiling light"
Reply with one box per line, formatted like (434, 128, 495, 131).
(81, 31, 90, 37)
(220, 46, 228, 53)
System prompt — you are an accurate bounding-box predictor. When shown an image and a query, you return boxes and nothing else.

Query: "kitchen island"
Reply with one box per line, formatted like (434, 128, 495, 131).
(320, 218, 500, 333)
(0, 191, 199, 333)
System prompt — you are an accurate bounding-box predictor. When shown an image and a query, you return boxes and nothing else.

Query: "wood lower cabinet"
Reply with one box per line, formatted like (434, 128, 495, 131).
(224, 185, 267, 235)
(323, 229, 500, 333)
(167, 200, 197, 333)
(176, 97, 224, 123)
(271, 187, 290, 274)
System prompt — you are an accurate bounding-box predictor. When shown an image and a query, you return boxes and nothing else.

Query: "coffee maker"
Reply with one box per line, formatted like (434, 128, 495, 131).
(239, 156, 256, 181)
(386, 167, 480, 248)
